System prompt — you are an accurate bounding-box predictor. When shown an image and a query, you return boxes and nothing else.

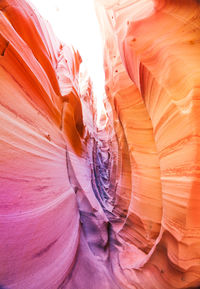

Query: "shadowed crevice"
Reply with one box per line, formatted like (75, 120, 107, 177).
(33, 238, 58, 258)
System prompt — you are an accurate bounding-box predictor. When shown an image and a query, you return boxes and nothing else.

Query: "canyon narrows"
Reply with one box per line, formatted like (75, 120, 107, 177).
(1, 0, 200, 288)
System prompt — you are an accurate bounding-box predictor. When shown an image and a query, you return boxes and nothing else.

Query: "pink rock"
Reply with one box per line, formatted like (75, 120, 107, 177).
(1, 0, 200, 288)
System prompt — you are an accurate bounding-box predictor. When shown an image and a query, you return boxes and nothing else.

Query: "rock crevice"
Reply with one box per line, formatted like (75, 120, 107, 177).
(1, 0, 200, 288)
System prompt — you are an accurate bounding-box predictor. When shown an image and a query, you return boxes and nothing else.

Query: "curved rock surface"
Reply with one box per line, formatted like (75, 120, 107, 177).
(1, 0, 200, 288)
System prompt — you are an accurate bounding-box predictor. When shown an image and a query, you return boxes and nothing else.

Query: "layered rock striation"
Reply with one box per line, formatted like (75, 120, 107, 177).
(1, 0, 200, 288)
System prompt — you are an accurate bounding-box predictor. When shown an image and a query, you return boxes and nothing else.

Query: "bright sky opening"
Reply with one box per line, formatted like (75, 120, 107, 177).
(30, 0, 105, 120)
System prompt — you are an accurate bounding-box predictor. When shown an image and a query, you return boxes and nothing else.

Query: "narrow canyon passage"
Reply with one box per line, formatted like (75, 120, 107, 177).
(1, 0, 200, 289)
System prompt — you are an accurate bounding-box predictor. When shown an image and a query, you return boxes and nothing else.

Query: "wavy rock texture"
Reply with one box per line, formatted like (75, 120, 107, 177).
(95, 0, 200, 288)
(0, 1, 114, 288)
(1, 0, 200, 288)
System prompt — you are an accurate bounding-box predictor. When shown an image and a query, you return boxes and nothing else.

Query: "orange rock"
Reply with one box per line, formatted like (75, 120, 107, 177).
(1, 0, 200, 288)
(95, 0, 200, 288)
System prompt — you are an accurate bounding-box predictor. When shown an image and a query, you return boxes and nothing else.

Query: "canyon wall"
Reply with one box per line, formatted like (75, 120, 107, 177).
(0, 0, 200, 288)
(95, 0, 200, 288)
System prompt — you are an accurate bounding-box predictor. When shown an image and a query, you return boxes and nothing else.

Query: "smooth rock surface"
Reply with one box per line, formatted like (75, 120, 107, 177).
(1, 0, 200, 288)
(95, 0, 200, 288)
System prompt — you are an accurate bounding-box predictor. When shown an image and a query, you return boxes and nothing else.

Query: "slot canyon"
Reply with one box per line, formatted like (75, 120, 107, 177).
(1, 0, 200, 288)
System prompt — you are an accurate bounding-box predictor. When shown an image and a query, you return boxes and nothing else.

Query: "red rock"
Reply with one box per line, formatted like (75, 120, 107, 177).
(1, 0, 200, 288)
(95, 0, 200, 288)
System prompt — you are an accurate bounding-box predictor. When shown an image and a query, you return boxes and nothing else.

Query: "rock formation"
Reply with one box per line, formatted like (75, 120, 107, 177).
(1, 0, 200, 288)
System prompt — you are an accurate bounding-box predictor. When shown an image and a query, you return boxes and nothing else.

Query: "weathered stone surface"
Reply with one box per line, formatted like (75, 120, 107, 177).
(95, 0, 200, 288)
(0, 1, 109, 288)
(1, 0, 200, 288)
